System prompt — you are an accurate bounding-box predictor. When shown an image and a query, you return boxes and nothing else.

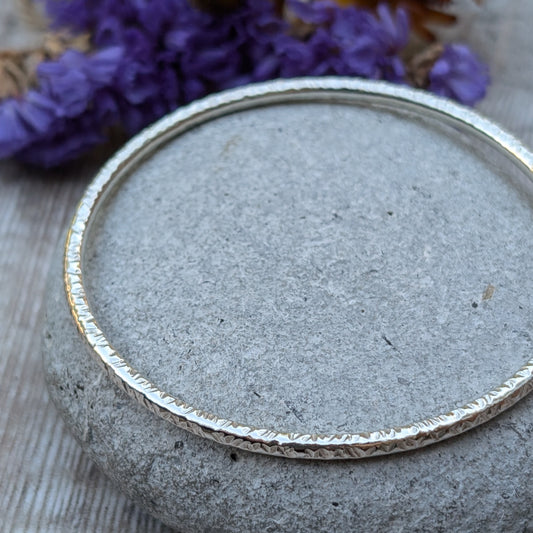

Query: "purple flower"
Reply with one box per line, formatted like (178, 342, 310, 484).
(429, 44, 489, 106)
(330, 10, 382, 77)
(0, 91, 56, 157)
(0, 44, 124, 166)
(2, 0, 487, 167)
(288, 1, 408, 81)
(287, 0, 337, 25)
(37, 47, 123, 116)
(374, 3, 409, 53)
(39, 0, 94, 31)
(372, 4, 409, 81)
(38, 52, 95, 117)
(16, 114, 106, 167)
(0, 99, 35, 157)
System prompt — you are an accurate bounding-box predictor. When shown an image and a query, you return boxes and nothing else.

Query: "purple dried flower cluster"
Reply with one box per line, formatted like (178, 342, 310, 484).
(0, 0, 489, 166)
(429, 44, 489, 106)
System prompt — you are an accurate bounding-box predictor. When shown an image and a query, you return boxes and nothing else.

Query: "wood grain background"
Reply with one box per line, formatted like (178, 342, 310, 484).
(1, 1, 532, 531)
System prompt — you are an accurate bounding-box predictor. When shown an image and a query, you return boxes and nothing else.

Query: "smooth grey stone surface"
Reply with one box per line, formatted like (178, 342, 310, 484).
(44, 100, 533, 532)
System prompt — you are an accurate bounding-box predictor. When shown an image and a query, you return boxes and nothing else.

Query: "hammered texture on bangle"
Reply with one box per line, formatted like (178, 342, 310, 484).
(64, 77, 533, 460)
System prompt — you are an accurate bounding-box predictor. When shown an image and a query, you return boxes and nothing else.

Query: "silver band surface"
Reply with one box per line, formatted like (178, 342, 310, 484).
(64, 77, 533, 460)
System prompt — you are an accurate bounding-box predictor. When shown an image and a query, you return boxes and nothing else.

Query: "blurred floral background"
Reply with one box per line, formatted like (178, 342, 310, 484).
(0, 0, 488, 167)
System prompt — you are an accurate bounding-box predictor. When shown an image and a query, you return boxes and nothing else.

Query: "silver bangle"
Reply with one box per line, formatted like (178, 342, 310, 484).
(64, 77, 533, 460)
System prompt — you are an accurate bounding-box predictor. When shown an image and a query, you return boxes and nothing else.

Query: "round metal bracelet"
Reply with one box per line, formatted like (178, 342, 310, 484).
(64, 77, 533, 460)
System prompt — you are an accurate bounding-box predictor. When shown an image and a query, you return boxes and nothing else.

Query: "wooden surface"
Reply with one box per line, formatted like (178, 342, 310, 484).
(1, 1, 533, 531)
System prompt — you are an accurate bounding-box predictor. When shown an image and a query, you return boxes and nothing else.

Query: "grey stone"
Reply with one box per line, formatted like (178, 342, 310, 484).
(43, 100, 533, 532)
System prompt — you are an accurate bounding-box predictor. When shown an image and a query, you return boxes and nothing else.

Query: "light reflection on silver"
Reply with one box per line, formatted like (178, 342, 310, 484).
(64, 77, 533, 460)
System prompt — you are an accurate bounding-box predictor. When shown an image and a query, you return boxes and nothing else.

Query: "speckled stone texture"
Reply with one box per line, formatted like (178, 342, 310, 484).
(43, 100, 533, 532)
